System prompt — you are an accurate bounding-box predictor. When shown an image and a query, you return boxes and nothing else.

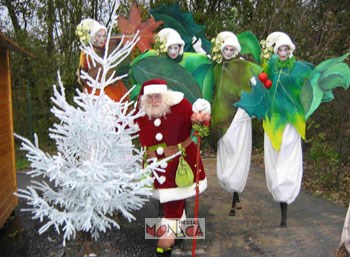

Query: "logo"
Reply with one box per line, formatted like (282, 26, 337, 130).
(145, 218, 205, 239)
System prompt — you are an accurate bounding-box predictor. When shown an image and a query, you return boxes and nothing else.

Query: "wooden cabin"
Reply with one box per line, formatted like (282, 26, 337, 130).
(0, 32, 33, 228)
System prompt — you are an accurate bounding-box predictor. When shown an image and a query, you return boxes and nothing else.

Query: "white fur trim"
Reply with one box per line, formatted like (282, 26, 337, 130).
(163, 91, 184, 106)
(144, 84, 167, 95)
(193, 99, 211, 114)
(152, 177, 207, 203)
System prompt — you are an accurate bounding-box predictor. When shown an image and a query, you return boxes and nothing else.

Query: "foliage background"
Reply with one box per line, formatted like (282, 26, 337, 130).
(0, 0, 349, 206)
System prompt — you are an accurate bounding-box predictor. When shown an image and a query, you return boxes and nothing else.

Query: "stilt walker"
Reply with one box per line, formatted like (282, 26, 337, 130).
(236, 31, 350, 227)
(210, 31, 262, 216)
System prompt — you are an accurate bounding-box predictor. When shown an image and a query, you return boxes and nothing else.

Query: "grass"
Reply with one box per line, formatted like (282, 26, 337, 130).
(15, 158, 30, 171)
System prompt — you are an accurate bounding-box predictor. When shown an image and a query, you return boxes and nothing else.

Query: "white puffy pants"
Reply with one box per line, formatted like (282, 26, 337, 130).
(264, 124, 303, 204)
(217, 108, 252, 193)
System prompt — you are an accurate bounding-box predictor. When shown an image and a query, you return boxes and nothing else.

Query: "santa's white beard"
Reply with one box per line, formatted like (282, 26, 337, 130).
(140, 95, 171, 119)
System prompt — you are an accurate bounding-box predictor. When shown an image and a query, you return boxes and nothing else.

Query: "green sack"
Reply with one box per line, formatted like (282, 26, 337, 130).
(175, 145, 194, 187)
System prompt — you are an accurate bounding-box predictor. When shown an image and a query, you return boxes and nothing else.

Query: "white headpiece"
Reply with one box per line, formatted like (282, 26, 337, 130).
(76, 18, 107, 44)
(157, 28, 185, 55)
(217, 31, 241, 54)
(266, 31, 295, 55)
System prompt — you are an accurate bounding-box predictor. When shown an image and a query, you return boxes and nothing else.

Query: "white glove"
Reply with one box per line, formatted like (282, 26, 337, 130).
(192, 36, 206, 55)
(250, 76, 257, 86)
(193, 98, 211, 115)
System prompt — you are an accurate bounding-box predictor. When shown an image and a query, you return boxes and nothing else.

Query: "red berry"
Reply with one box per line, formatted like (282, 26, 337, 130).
(258, 72, 268, 82)
(264, 79, 272, 89)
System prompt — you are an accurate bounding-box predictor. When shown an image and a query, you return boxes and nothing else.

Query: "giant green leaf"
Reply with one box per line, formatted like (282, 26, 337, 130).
(151, 3, 212, 53)
(131, 56, 203, 103)
(237, 31, 261, 64)
(209, 59, 262, 145)
(301, 53, 350, 120)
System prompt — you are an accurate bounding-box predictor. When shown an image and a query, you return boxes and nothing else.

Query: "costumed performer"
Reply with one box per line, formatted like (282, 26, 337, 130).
(135, 79, 209, 257)
(262, 32, 305, 227)
(76, 18, 130, 102)
(130, 28, 213, 102)
(210, 31, 262, 216)
(236, 31, 350, 227)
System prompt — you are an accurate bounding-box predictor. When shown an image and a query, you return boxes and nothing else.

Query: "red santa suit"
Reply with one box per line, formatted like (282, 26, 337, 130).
(136, 80, 207, 220)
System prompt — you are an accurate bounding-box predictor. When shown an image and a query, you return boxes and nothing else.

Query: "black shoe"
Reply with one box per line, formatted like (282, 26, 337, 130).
(155, 246, 172, 257)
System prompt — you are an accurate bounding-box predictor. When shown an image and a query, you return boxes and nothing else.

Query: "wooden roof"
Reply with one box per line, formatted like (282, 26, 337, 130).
(0, 31, 34, 58)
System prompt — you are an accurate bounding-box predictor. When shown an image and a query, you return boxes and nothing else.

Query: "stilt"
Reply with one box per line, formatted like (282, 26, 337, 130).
(229, 192, 240, 216)
(280, 202, 288, 227)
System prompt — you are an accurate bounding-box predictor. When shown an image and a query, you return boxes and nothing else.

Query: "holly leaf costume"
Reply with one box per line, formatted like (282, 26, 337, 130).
(234, 77, 267, 120)
(301, 53, 350, 120)
(237, 31, 261, 64)
(210, 59, 262, 144)
(150, 3, 212, 53)
(130, 50, 213, 102)
(130, 55, 203, 103)
(235, 54, 350, 150)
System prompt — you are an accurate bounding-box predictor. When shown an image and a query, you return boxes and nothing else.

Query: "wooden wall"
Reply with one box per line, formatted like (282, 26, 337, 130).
(0, 47, 18, 228)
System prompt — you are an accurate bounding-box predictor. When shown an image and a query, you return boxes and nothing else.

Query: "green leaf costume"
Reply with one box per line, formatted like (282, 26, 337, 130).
(130, 50, 213, 102)
(237, 31, 261, 64)
(130, 55, 203, 103)
(236, 54, 350, 150)
(210, 59, 262, 145)
(301, 53, 350, 120)
(151, 3, 212, 53)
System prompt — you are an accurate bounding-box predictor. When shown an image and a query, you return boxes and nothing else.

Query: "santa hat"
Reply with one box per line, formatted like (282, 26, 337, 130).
(266, 31, 295, 55)
(141, 78, 168, 96)
(139, 78, 184, 106)
(157, 28, 185, 55)
(217, 31, 241, 54)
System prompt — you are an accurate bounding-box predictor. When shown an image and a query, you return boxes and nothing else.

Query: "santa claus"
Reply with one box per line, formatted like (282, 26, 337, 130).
(136, 78, 210, 256)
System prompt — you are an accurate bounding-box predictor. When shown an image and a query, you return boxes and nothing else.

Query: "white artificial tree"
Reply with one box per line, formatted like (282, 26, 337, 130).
(15, 8, 171, 246)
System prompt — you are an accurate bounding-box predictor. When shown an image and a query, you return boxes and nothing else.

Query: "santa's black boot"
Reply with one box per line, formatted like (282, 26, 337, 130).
(229, 192, 240, 216)
(280, 202, 288, 227)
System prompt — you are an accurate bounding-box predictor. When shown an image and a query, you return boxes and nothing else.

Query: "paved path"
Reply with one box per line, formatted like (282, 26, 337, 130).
(0, 158, 347, 257)
(182, 159, 347, 257)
